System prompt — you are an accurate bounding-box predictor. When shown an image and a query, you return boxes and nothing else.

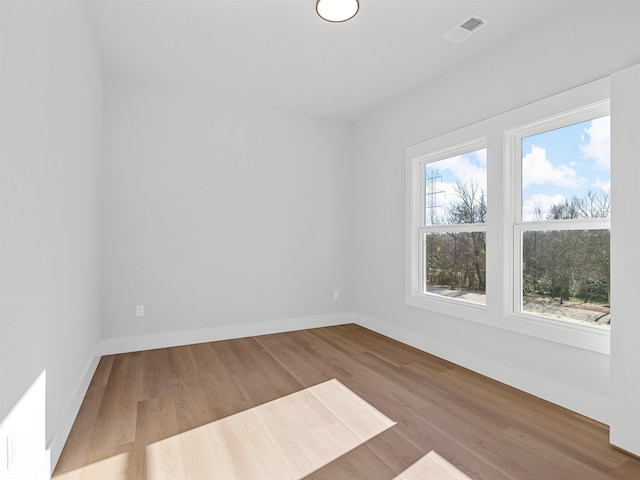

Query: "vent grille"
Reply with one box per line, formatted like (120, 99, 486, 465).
(443, 15, 488, 43)
(460, 17, 484, 31)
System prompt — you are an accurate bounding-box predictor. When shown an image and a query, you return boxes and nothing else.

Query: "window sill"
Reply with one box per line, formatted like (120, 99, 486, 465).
(500, 311, 610, 354)
(406, 294, 610, 355)
(406, 292, 487, 324)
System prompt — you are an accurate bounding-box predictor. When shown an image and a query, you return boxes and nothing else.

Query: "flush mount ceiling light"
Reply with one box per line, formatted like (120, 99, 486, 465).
(316, 0, 359, 23)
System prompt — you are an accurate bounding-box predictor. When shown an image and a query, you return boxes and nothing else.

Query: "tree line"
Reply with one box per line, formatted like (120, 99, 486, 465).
(523, 189, 610, 305)
(426, 183, 610, 307)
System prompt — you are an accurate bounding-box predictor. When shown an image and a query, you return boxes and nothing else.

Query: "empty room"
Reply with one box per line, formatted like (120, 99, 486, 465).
(2, 0, 640, 479)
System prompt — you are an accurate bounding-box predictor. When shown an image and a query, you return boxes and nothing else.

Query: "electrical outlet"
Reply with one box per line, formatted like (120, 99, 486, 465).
(135, 305, 144, 317)
(333, 290, 340, 300)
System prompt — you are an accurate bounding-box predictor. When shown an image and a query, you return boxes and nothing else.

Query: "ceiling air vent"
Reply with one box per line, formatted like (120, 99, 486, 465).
(460, 17, 484, 31)
(443, 15, 488, 43)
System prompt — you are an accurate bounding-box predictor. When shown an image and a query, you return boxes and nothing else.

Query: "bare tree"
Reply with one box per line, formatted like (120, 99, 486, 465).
(425, 181, 487, 292)
(446, 181, 486, 225)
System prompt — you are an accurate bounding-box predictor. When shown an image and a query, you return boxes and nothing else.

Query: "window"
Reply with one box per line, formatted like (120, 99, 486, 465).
(407, 90, 611, 352)
(410, 140, 487, 307)
(511, 103, 610, 328)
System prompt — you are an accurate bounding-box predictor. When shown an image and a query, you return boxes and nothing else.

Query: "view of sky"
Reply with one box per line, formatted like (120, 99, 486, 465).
(521, 116, 610, 221)
(424, 148, 487, 225)
(424, 115, 611, 225)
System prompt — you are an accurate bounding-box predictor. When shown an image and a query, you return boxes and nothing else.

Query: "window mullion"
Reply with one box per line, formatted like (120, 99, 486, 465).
(517, 219, 610, 231)
(420, 224, 487, 235)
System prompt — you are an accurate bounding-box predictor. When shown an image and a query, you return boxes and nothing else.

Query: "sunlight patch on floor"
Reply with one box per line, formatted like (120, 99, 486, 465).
(394, 451, 473, 480)
(146, 378, 396, 479)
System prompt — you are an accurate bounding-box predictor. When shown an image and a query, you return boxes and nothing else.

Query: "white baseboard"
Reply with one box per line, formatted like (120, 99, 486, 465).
(354, 313, 610, 425)
(47, 343, 102, 476)
(100, 313, 355, 356)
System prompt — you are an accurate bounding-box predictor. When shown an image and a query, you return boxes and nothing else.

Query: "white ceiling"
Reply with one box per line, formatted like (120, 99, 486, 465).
(85, 0, 639, 122)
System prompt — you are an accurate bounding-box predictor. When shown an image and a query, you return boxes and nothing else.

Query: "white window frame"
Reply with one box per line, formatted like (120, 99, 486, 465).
(406, 84, 611, 355)
(506, 100, 611, 332)
(406, 138, 488, 320)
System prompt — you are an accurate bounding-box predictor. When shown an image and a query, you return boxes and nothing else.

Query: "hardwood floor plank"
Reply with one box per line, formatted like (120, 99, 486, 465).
(88, 353, 142, 449)
(130, 395, 179, 480)
(306, 442, 397, 480)
(493, 427, 611, 480)
(212, 338, 282, 406)
(190, 342, 247, 418)
(610, 457, 640, 479)
(395, 450, 473, 480)
(229, 336, 302, 398)
(53, 384, 107, 475)
(167, 346, 215, 432)
(279, 329, 357, 378)
(141, 379, 395, 479)
(91, 355, 115, 386)
(53, 324, 640, 480)
(53, 450, 131, 480)
(138, 348, 170, 402)
(253, 332, 335, 387)
(359, 428, 425, 476)
(308, 378, 396, 442)
(437, 366, 629, 473)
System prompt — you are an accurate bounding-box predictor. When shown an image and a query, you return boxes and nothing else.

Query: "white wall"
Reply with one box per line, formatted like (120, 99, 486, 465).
(0, 0, 102, 476)
(100, 78, 354, 350)
(352, 2, 640, 426)
(610, 63, 640, 456)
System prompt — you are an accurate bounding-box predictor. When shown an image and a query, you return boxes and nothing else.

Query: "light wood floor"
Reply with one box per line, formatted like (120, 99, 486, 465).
(53, 324, 640, 479)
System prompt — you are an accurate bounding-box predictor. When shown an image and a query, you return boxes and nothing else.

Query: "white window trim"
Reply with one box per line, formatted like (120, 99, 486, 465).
(505, 100, 611, 336)
(406, 85, 611, 355)
(406, 138, 488, 322)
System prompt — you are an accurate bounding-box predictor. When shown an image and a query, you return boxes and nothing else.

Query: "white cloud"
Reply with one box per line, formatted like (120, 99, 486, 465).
(434, 152, 487, 191)
(522, 193, 566, 221)
(522, 145, 580, 189)
(581, 116, 610, 170)
(593, 178, 611, 193)
(474, 148, 487, 166)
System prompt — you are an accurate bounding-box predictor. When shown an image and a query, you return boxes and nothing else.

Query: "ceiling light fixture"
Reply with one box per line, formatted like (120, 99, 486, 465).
(316, 0, 359, 23)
